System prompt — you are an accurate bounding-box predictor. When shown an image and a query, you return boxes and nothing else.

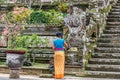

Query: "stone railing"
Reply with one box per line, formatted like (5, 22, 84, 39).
(62, 0, 117, 70)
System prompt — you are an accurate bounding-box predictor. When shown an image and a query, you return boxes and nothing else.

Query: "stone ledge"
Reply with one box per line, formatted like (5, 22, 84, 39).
(0, 65, 82, 76)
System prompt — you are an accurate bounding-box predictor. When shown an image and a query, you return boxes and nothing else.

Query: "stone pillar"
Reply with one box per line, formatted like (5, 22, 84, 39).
(9, 69, 20, 79)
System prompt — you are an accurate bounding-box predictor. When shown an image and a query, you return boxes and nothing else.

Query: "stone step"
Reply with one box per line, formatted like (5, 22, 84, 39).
(0, 57, 6, 62)
(98, 38, 120, 43)
(92, 53, 120, 59)
(85, 71, 120, 78)
(107, 15, 120, 18)
(97, 43, 120, 47)
(117, 1, 120, 2)
(36, 66, 82, 77)
(94, 47, 120, 53)
(107, 17, 120, 20)
(112, 6, 120, 9)
(101, 34, 120, 38)
(106, 23, 120, 26)
(106, 18, 120, 22)
(106, 25, 120, 27)
(86, 64, 120, 72)
(107, 17, 120, 21)
(106, 22, 120, 25)
(88, 58, 120, 65)
(107, 16, 120, 19)
(105, 26, 120, 30)
(109, 12, 120, 15)
(39, 74, 53, 78)
(85, 1, 120, 79)
(39, 71, 80, 78)
(116, 3, 120, 6)
(103, 30, 120, 34)
(23, 32, 56, 36)
(111, 9, 120, 12)
(0, 53, 6, 57)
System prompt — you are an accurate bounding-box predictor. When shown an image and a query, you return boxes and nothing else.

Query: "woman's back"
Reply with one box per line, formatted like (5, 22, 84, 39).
(53, 39, 64, 48)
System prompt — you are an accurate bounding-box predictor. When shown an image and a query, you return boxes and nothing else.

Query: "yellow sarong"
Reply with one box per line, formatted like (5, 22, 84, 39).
(54, 51, 65, 79)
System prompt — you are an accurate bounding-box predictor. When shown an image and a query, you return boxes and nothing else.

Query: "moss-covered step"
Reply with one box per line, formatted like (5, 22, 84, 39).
(92, 53, 120, 59)
(112, 6, 120, 9)
(105, 26, 120, 30)
(106, 19, 120, 22)
(98, 37, 120, 42)
(94, 47, 120, 53)
(111, 9, 120, 12)
(101, 34, 120, 38)
(88, 58, 120, 65)
(0, 65, 50, 75)
(97, 43, 120, 47)
(85, 71, 120, 78)
(103, 29, 120, 34)
(106, 22, 120, 25)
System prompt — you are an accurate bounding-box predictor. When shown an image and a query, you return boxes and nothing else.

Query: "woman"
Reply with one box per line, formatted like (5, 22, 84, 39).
(52, 32, 68, 79)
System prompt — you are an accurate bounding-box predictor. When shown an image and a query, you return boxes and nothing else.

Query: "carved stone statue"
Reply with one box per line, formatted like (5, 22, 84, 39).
(64, 6, 86, 47)
(64, 5, 87, 67)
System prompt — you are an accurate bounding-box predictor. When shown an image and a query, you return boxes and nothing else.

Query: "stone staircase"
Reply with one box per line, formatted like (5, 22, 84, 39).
(85, 0, 120, 79)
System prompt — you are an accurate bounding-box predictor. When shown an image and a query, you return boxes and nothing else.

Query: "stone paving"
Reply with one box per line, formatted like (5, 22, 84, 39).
(0, 74, 120, 80)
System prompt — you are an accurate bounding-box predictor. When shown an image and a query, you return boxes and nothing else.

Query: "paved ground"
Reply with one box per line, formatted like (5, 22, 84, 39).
(0, 74, 119, 80)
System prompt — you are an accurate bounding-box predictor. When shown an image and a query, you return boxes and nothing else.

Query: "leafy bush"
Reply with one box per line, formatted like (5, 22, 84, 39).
(48, 10, 64, 24)
(10, 34, 48, 50)
(58, 3, 69, 13)
(0, 0, 6, 4)
(29, 10, 64, 24)
(29, 10, 50, 24)
(6, 8, 64, 24)
(11, 7, 31, 23)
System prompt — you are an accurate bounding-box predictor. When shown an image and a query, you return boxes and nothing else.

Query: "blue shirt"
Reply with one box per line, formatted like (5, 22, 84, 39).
(53, 39, 65, 48)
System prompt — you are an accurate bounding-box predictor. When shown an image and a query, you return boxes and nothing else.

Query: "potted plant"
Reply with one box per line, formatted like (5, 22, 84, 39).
(4, 24, 27, 79)
(1, 7, 31, 79)
(3, 24, 28, 79)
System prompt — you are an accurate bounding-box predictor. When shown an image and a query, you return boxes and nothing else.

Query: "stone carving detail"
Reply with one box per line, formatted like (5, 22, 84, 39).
(64, 7, 86, 47)
(64, 6, 87, 67)
(6, 53, 25, 69)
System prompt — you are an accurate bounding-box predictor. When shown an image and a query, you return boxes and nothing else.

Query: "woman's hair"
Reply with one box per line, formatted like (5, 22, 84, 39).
(56, 32, 63, 37)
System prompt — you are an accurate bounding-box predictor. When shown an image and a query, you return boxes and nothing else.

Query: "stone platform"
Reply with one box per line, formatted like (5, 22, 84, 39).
(0, 73, 119, 80)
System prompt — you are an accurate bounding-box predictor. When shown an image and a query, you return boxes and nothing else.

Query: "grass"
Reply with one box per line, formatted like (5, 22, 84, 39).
(0, 62, 6, 66)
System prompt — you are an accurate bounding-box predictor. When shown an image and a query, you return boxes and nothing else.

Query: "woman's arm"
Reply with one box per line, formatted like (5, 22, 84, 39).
(52, 44, 54, 50)
(64, 42, 68, 48)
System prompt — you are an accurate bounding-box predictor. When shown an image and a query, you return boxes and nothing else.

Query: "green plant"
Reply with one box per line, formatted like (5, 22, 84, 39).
(0, 7, 29, 51)
(4, 7, 32, 46)
(99, 5, 111, 14)
(29, 10, 50, 24)
(27, 34, 49, 64)
(7, 7, 31, 24)
(29, 10, 64, 24)
(58, 3, 69, 13)
(1, 7, 49, 51)
(0, 0, 6, 4)
(48, 9, 64, 24)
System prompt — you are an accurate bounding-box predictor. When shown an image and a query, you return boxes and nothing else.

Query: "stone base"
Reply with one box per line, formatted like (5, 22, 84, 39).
(9, 69, 20, 79)
(39, 74, 53, 78)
